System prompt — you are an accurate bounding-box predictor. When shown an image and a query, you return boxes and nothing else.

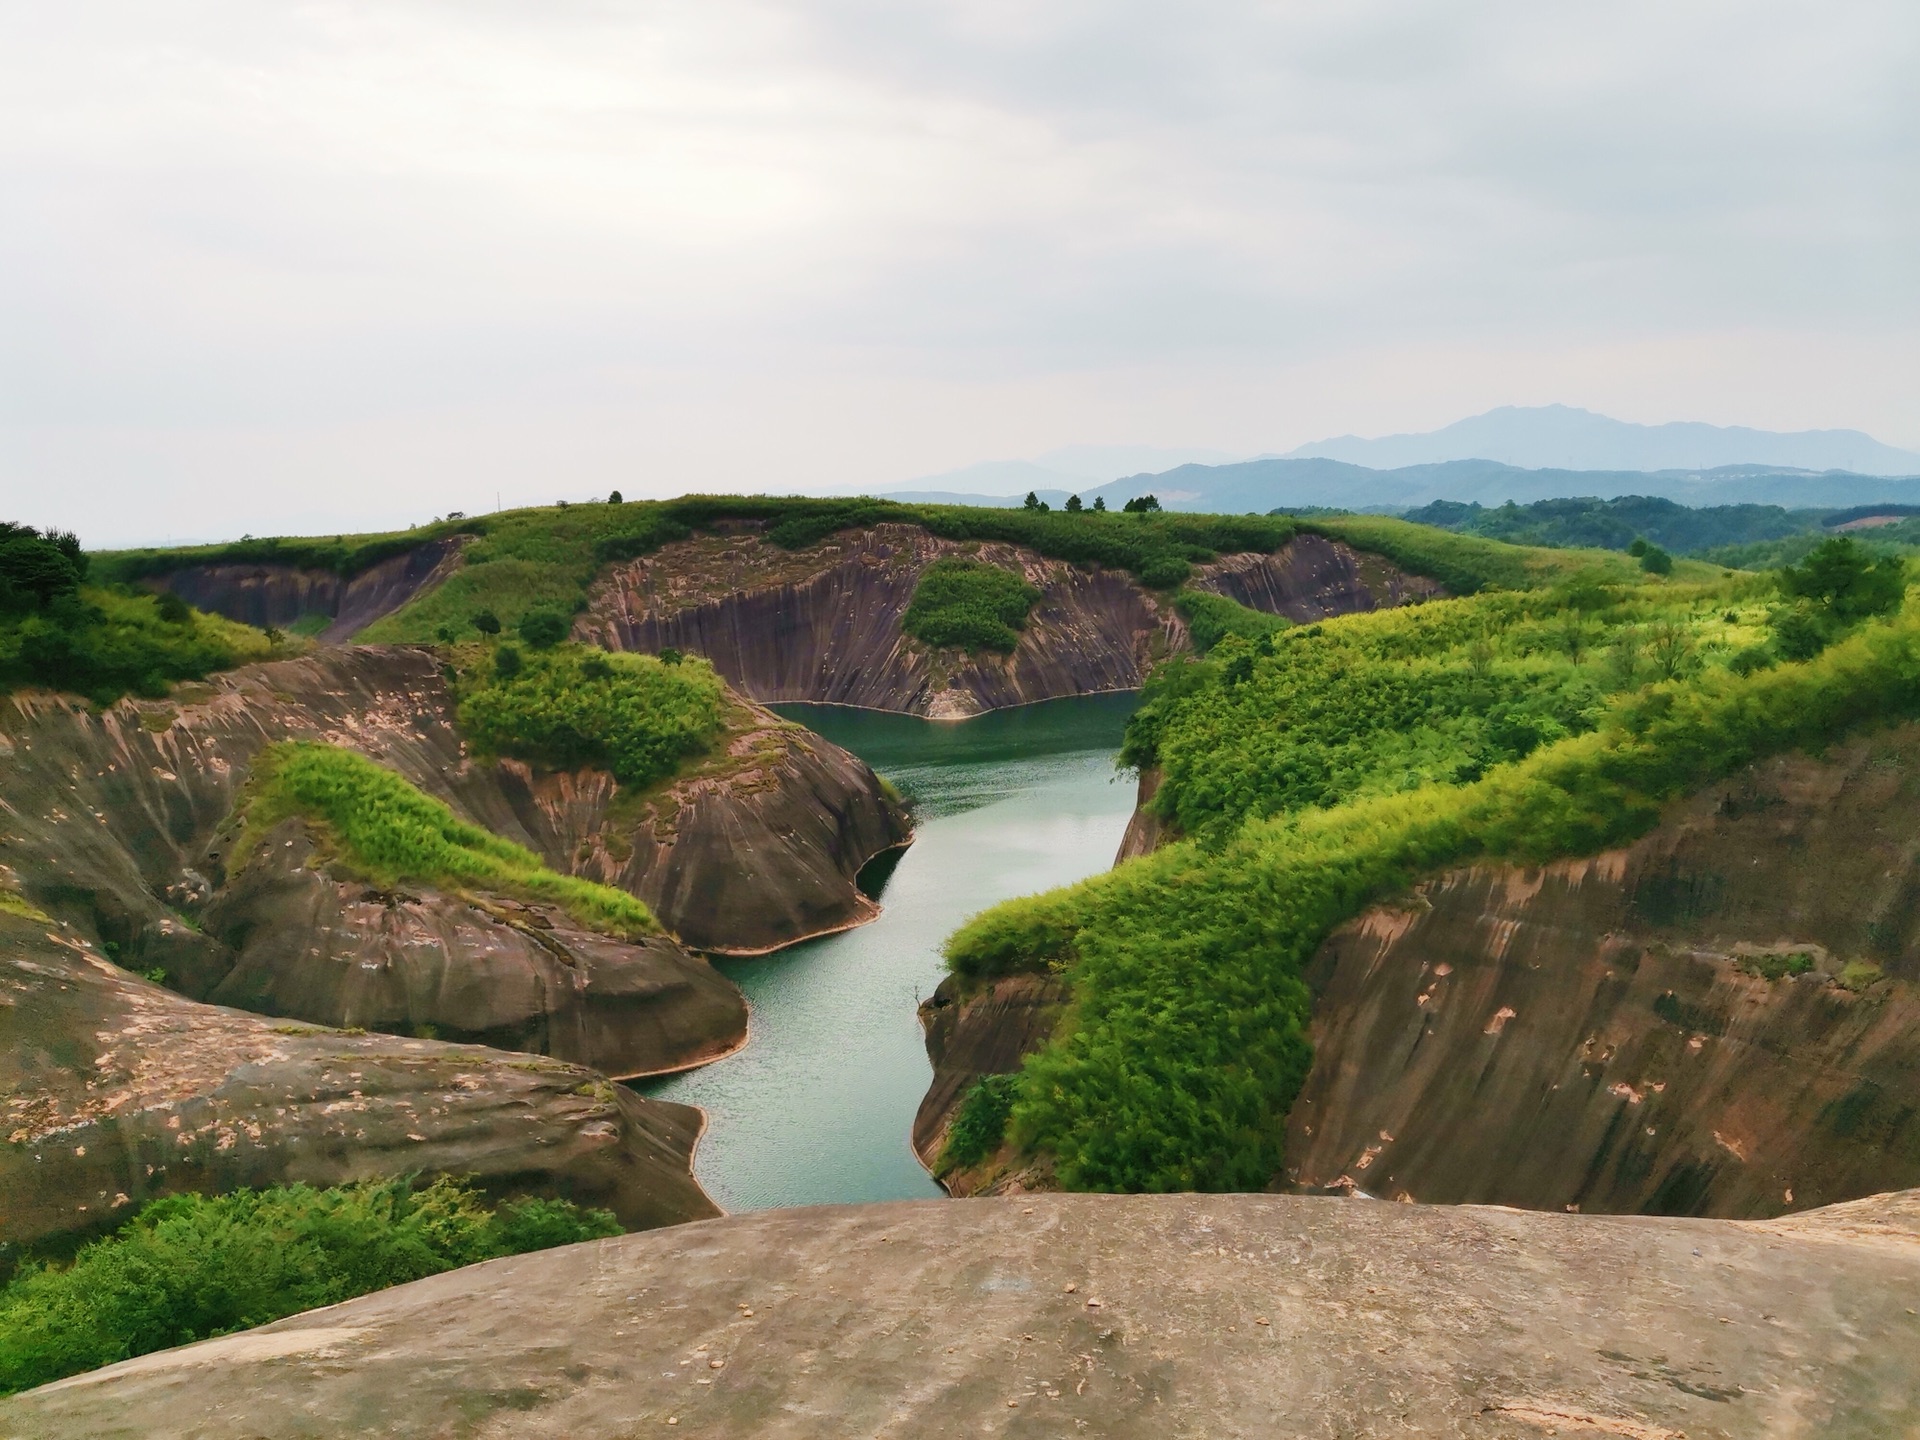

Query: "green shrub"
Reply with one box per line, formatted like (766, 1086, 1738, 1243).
(242, 741, 659, 937)
(516, 607, 570, 649)
(937, 1074, 1020, 1175)
(901, 559, 1040, 652)
(0, 1178, 619, 1395)
(946, 579, 1920, 1193)
(453, 644, 725, 789)
(1172, 589, 1290, 655)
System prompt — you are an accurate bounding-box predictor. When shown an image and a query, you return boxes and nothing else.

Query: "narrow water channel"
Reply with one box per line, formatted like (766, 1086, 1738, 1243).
(634, 693, 1138, 1213)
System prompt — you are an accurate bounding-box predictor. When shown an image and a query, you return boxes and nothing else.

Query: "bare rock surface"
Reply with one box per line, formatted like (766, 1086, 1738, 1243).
(11, 1188, 1920, 1437)
(1287, 721, 1920, 1218)
(0, 647, 902, 1068)
(582, 525, 1436, 718)
(0, 909, 716, 1254)
(912, 971, 1070, 1185)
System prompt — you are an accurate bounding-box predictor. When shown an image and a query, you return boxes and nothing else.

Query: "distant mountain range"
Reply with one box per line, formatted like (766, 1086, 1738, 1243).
(879, 406, 1920, 510)
(1282, 405, 1920, 476)
(881, 458, 1920, 517)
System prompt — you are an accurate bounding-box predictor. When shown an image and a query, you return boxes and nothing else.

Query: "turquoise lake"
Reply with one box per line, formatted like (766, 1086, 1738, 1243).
(634, 692, 1138, 1213)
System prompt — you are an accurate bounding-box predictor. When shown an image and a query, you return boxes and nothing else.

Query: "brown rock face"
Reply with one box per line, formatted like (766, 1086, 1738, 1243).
(12, 1188, 1919, 1437)
(582, 525, 1436, 718)
(911, 971, 1069, 1189)
(0, 646, 902, 1071)
(1286, 724, 1920, 1218)
(1111, 765, 1171, 864)
(0, 910, 716, 1254)
(153, 540, 464, 641)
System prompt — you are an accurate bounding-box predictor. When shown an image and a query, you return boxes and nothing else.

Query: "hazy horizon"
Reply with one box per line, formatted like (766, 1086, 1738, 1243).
(2, 3, 1913, 546)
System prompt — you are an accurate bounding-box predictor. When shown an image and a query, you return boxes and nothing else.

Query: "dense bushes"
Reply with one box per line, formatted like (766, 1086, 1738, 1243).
(937, 1074, 1019, 1175)
(901, 559, 1041, 652)
(0, 521, 273, 705)
(0, 1179, 619, 1394)
(1171, 589, 1290, 654)
(243, 741, 659, 937)
(946, 569, 1920, 1193)
(453, 644, 725, 788)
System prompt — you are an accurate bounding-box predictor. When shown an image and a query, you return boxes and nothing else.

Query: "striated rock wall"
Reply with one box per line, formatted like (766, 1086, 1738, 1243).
(1285, 723, 1920, 1218)
(152, 540, 464, 641)
(13, 1188, 1920, 1437)
(0, 647, 903, 1072)
(582, 525, 1435, 718)
(1111, 765, 1171, 865)
(0, 910, 716, 1254)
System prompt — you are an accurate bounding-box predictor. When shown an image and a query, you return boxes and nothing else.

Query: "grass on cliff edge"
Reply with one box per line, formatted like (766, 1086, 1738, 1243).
(942, 566, 1919, 1193)
(240, 741, 659, 938)
(901, 558, 1043, 653)
(450, 642, 726, 789)
(0, 1178, 619, 1395)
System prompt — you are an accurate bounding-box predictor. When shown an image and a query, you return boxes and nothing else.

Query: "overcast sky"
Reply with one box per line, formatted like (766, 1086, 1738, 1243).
(2, 1, 1915, 545)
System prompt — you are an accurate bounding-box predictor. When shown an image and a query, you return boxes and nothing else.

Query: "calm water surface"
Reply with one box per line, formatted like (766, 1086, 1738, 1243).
(634, 692, 1138, 1212)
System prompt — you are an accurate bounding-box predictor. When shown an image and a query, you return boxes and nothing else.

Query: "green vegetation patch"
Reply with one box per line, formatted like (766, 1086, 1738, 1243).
(901, 559, 1041, 653)
(1401, 495, 1825, 557)
(242, 741, 659, 937)
(1172, 589, 1291, 654)
(0, 522, 275, 705)
(0, 1178, 618, 1395)
(945, 570, 1920, 1194)
(1294, 513, 1656, 594)
(452, 644, 725, 789)
(937, 1074, 1020, 1176)
(1738, 951, 1816, 981)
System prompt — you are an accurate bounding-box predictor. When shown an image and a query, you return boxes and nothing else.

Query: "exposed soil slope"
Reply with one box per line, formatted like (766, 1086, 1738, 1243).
(922, 725, 1920, 1216)
(582, 525, 1438, 717)
(0, 909, 714, 1255)
(0, 647, 902, 1071)
(1285, 721, 1920, 1218)
(153, 539, 465, 641)
(12, 1188, 1919, 1438)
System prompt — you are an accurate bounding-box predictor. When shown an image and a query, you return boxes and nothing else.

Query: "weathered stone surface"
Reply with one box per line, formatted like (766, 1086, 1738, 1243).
(197, 819, 744, 1077)
(582, 525, 1437, 718)
(912, 971, 1070, 1187)
(0, 910, 716, 1254)
(1112, 764, 1171, 864)
(0, 646, 902, 1069)
(1285, 722, 1920, 1219)
(152, 539, 465, 641)
(12, 1188, 1919, 1437)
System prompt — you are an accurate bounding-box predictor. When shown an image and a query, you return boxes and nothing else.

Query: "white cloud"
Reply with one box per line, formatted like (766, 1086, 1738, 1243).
(0, 0, 1913, 543)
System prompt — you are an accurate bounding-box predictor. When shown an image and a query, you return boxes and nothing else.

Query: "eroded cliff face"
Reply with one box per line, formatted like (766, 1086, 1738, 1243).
(1285, 723, 1920, 1219)
(0, 646, 904, 1073)
(153, 540, 464, 641)
(13, 1188, 1920, 1438)
(0, 909, 715, 1254)
(582, 525, 1434, 718)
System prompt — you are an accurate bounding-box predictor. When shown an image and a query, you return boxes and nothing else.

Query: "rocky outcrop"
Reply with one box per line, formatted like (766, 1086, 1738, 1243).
(582, 525, 1436, 718)
(0, 909, 715, 1256)
(13, 1187, 1920, 1436)
(152, 539, 464, 641)
(1111, 765, 1170, 864)
(911, 971, 1069, 1186)
(1188, 532, 1444, 618)
(0, 647, 903, 1072)
(1284, 722, 1920, 1219)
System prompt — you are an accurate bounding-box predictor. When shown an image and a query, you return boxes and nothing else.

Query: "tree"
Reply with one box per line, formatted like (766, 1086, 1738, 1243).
(471, 609, 502, 636)
(1065, 494, 1083, 513)
(1092, 496, 1107, 512)
(1638, 543, 1673, 576)
(1779, 537, 1907, 621)
(1023, 491, 1041, 511)
(516, 608, 570, 649)
(608, 490, 623, 504)
(1122, 494, 1162, 514)
(494, 644, 523, 678)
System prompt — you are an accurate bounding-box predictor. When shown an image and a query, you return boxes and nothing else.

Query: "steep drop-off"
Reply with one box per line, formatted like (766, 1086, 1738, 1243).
(0, 908, 715, 1255)
(582, 525, 1437, 717)
(921, 723, 1920, 1217)
(152, 539, 465, 641)
(1285, 721, 1920, 1218)
(13, 1188, 1919, 1437)
(0, 647, 903, 1073)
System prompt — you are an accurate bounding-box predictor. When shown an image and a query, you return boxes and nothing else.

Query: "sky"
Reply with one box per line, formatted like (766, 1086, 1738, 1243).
(1, 1, 1915, 546)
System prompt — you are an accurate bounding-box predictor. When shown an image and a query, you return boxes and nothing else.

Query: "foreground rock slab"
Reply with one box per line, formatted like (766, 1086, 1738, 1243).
(13, 1190, 1919, 1437)
(0, 910, 715, 1253)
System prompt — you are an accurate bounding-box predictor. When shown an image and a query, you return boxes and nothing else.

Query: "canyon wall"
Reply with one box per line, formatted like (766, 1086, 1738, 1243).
(0, 647, 905, 1073)
(153, 539, 465, 641)
(0, 908, 715, 1254)
(583, 525, 1436, 718)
